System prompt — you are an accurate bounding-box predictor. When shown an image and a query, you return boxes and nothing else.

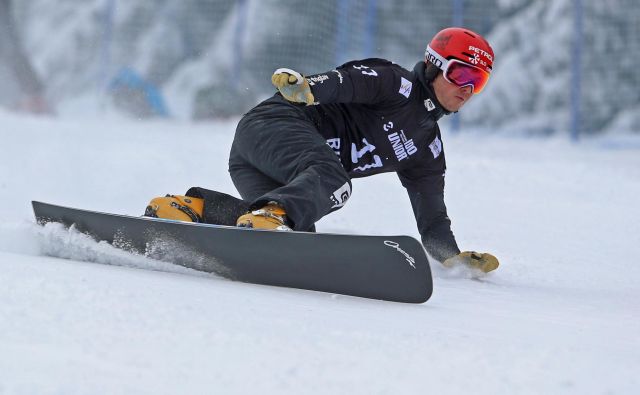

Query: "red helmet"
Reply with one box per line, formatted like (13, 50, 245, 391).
(425, 27, 494, 93)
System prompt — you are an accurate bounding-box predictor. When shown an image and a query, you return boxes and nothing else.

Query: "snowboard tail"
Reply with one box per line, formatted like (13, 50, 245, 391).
(32, 201, 433, 303)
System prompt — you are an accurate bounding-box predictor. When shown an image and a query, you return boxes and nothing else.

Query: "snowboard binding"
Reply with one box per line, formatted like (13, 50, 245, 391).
(236, 202, 292, 231)
(145, 195, 204, 223)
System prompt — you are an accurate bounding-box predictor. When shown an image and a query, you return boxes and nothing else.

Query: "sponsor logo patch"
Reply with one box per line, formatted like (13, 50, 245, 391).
(429, 136, 442, 158)
(424, 99, 436, 111)
(307, 74, 329, 86)
(469, 45, 493, 61)
(330, 182, 352, 208)
(387, 131, 418, 161)
(399, 77, 412, 98)
(425, 53, 443, 69)
(384, 240, 416, 269)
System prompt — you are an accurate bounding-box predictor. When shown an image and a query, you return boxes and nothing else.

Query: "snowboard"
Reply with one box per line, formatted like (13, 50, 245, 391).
(32, 201, 433, 303)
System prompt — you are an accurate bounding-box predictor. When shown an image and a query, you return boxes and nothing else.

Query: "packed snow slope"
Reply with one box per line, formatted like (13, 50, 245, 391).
(1, 110, 639, 394)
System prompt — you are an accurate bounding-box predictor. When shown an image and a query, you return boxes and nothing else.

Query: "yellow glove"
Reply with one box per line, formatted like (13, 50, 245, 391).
(272, 68, 315, 105)
(443, 251, 499, 273)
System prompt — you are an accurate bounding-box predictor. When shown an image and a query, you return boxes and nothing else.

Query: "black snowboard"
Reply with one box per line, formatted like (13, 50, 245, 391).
(32, 201, 433, 303)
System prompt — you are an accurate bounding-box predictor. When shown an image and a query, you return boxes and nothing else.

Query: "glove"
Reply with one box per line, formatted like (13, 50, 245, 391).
(443, 251, 499, 273)
(271, 68, 315, 105)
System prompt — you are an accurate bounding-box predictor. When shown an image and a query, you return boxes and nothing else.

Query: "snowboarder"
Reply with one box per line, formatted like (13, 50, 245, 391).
(147, 27, 500, 273)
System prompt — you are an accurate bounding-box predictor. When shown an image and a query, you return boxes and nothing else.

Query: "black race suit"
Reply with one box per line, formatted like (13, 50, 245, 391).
(229, 59, 460, 262)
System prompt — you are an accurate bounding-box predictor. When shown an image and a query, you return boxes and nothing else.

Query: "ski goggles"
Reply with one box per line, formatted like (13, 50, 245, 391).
(425, 45, 491, 94)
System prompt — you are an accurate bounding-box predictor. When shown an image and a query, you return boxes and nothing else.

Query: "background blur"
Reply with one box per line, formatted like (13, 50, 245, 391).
(1, 0, 639, 137)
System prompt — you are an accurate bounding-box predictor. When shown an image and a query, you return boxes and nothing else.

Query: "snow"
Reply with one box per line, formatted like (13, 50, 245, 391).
(1, 110, 639, 394)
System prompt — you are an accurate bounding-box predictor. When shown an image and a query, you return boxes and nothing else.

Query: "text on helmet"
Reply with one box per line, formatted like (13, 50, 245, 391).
(468, 46, 493, 62)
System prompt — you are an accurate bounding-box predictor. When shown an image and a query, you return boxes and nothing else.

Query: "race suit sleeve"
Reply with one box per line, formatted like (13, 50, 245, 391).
(305, 59, 398, 105)
(397, 168, 461, 263)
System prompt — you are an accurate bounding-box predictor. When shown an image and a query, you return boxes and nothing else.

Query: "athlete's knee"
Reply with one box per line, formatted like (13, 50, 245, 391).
(228, 147, 244, 178)
(298, 144, 346, 174)
(230, 115, 261, 156)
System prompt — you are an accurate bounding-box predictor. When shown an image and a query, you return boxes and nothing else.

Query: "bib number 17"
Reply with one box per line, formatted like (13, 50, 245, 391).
(353, 65, 378, 77)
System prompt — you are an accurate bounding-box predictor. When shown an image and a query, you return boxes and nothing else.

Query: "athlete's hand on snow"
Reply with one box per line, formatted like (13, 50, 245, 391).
(272, 68, 315, 105)
(443, 251, 499, 273)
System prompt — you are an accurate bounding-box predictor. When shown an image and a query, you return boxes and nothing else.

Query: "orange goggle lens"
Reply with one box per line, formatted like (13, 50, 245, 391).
(444, 60, 491, 94)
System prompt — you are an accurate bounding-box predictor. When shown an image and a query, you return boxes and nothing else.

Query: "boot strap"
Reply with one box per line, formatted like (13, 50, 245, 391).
(251, 208, 286, 225)
(169, 195, 202, 223)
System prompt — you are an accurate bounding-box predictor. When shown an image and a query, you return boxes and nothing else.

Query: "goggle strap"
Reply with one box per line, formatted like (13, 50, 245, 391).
(425, 45, 449, 71)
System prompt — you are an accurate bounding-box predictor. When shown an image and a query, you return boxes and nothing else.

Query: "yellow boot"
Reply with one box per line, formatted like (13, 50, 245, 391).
(145, 195, 204, 222)
(237, 203, 292, 231)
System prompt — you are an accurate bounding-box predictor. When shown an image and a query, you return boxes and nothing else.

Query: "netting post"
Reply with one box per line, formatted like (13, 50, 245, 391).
(232, 0, 248, 91)
(335, 0, 351, 65)
(363, 0, 378, 58)
(450, 0, 464, 133)
(570, 0, 583, 142)
(100, 0, 115, 94)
